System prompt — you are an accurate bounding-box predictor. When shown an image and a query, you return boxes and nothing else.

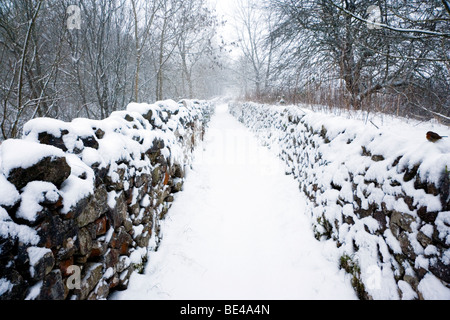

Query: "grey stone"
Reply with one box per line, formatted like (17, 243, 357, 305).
(134, 173, 151, 189)
(107, 191, 128, 229)
(417, 206, 438, 223)
(87, 278, 109, 300)
(118, 267, 134, 290)
(116, 256, 131, 273)
(27, 247, 55, 281)
(134, 223, 152, 248)
(73, 263, 103, 300)
(76, 186, 108, 228)
(77, 227, 93, 256)
(429, 258, 450, 283)
(36, 269, 65, 300)
(0, 270, 27, 300)
(398, 232, 417, 260)
(390, 211, 415, 234)
(416, 231, 433, 248)
(7, 156, 71, 190)
(38, 131, 68, 152)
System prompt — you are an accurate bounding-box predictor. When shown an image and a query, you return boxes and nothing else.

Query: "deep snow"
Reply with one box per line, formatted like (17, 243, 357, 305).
(111, 104, 357, 300)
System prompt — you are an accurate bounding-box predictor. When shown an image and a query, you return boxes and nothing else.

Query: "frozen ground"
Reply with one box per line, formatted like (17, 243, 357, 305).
(110, 104, 357, 300)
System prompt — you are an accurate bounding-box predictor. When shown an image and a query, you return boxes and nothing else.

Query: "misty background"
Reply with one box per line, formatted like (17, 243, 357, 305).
(0, 0, 449, 141)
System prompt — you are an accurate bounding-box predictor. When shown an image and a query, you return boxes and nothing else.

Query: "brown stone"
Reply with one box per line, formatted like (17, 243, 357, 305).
(81, 136, 99, 150)
(95, 128, 105, 140)
(36, 215, 76, 249)
(403, 164, 420, 182)
(94, 215, 108, 236)
(163, 171, 170, 186)
(110, 227, 133, 255)
(59, 257, 74, 277)
(89, 240, 108, 258)
(371, 155, 385, 162)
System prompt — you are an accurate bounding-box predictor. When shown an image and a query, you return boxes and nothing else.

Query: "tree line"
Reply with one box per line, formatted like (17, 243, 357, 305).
(232, 0, 450, 123)
(0, 0, 227, 140)
(1, 0, 449, 141)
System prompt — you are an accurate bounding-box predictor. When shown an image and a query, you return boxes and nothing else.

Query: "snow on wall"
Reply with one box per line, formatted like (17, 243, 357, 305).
(0, 99, 214, 300)
(230, 102, 450, 300)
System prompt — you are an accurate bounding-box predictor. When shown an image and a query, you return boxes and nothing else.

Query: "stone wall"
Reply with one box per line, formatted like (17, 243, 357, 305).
(0, 99, 213, 300)
(230, 102, 450, 300)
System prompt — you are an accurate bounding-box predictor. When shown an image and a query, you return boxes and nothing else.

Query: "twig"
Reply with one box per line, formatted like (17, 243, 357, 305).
(369, 120, 379, 129)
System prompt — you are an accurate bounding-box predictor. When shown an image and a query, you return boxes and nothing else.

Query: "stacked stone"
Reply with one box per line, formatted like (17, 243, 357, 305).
(0, 99, 213, 300)
(230, 101, 449, 300)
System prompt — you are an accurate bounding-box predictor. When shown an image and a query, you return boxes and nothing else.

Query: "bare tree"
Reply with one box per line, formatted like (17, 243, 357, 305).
(174, 0, 220, 99)
(268, 0, 450, 119)
(0, 0, 65, 138)
(233, 0, 275, 100)
(131, 0, 160, 103)
(0, 0, 228, 140)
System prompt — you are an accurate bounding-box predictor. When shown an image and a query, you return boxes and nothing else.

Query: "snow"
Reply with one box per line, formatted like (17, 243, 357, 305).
(435, 211, 450, 246)
(1, 96, 446, 300)
(27, 246, 51, 267)
(27, 246, 52, 278)
(60, 154, 95, 214)
(299, 105, 450, 188)
(0, 139, 65, 177)
(24, 281, 43, 300)
(103, 267, 115, 280)
(23, 118, 68, 139)
(107, 191, 120, 209)
(16, 181, 59, 223)
(0, 207, 40, 246)
(229, 101, 450, 300)
(0, 174, 20, 207)
(111, 104, 357, 300)
(0, 278, 14, 297)
(132, 225, 144, 239)
(418, 273, 450, 300)
(129, 246, 148, 265)
(398, 280, 418, 300)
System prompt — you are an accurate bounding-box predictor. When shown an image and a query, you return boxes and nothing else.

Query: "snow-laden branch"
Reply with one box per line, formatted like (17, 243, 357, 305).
(329, 1, 450, 38)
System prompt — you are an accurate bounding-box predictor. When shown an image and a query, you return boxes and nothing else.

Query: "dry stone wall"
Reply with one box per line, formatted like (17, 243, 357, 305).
(230, 102, 450, 300)
(0, 99, 213, 300)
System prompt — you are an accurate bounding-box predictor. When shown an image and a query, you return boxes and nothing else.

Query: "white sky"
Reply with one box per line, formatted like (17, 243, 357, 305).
(209, 0, 238, 19)
(208, 0, 239, 42)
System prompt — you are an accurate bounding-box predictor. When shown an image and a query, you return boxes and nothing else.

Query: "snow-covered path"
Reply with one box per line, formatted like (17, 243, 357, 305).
(111, 104, 357, 300)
